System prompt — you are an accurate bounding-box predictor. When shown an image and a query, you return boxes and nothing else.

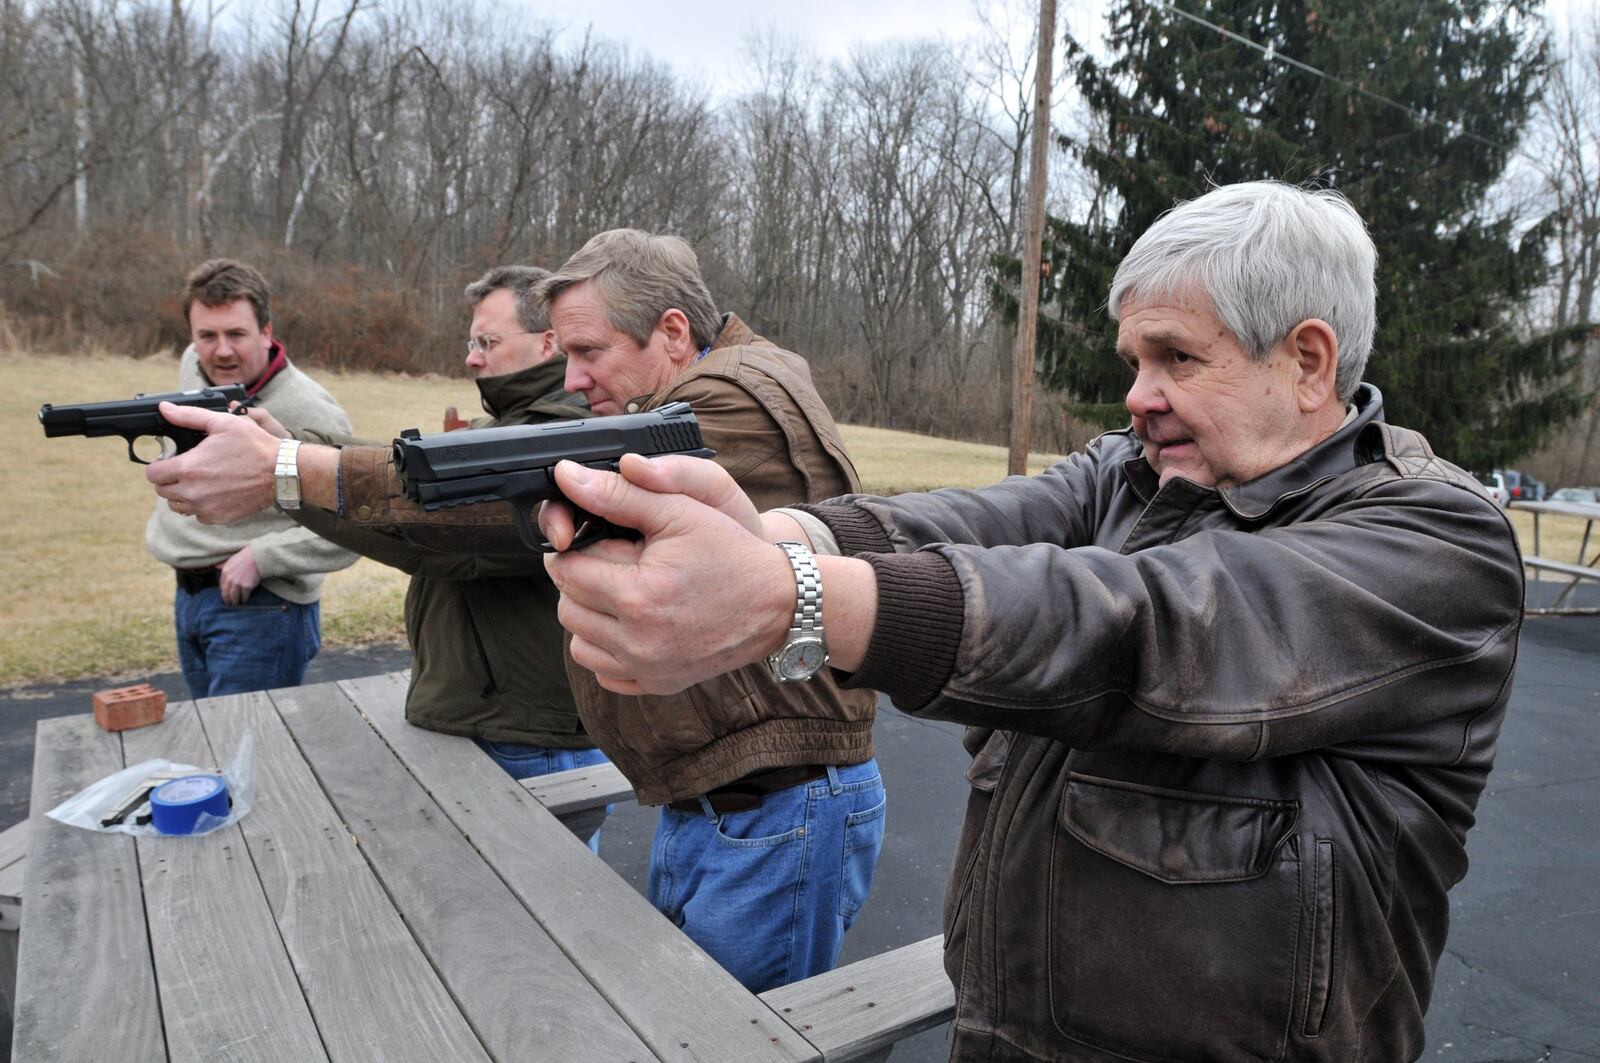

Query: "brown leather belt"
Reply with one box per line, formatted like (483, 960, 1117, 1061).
(666, 764, 829, 815)
(175, 568, 221, 594)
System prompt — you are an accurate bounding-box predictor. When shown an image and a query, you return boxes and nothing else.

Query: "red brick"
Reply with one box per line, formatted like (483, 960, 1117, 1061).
(92, 685, 167, 732)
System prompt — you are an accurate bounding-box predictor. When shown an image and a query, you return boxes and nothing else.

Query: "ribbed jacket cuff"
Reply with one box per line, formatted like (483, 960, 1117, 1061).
(845, 550, 964, 713)
(795, 503, 894, 555)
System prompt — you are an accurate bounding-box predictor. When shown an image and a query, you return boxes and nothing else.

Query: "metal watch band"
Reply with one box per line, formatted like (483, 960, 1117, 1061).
(778, 541, 822, 634)
(274, 438, 302, 511)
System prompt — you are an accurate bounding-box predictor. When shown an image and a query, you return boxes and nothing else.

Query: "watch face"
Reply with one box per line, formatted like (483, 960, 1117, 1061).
(779, 639, 827, 680)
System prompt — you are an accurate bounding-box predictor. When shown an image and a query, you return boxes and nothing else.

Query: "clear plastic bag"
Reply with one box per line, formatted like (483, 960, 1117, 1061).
(46, 729, 256, 837)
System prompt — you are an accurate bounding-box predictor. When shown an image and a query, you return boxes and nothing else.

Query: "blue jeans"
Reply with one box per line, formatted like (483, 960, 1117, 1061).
(649, 759, 887, 993)
(175, 586, 321, 699)
(474, 740, 612, 854)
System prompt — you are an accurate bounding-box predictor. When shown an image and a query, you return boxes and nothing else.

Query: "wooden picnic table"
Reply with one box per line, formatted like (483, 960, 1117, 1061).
(1510, 499, 1600, 615)
(9, 672, 843, 1063)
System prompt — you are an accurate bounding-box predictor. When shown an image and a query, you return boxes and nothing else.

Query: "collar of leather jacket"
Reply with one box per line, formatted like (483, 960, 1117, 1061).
(1121, 383, 1391, 521)
(475, 357, 576, 422)
(620, 313, 758, 413)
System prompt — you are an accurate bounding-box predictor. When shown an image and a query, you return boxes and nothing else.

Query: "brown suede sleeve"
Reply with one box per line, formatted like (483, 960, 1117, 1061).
(336, 443, 529, 554)
(336, 445, 401, 522)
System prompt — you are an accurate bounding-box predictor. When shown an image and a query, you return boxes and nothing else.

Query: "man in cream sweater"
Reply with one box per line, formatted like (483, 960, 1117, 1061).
(145, 259, 356, 698)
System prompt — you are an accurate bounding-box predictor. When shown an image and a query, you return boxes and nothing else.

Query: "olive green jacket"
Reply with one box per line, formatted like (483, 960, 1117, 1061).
(294, 359, 595, 747)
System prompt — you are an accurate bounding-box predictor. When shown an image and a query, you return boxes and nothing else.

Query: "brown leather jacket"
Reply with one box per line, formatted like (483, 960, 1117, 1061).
(332, 314, 877, 805)
(801, 386, 1523, 1062)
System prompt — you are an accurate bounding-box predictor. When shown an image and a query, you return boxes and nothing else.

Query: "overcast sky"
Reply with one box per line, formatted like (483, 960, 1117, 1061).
(539, 0, 985, 89)
(528, 0, 1108, 99)
(527, 0, 1584, 103)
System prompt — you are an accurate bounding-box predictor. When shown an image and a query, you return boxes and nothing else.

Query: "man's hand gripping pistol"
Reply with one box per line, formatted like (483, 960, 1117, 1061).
(392, 400, 715, 552)
(39, 385, 254, 464)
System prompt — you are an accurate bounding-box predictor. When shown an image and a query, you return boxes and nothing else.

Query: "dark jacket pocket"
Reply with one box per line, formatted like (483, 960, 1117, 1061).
(1049, 772, 1301, 1062)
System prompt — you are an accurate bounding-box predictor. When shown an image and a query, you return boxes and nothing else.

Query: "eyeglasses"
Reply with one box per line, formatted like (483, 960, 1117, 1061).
(466, 331, 533, 356)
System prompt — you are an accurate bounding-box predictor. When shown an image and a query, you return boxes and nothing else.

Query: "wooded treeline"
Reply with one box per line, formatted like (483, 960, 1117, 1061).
(1, 0, 1596, 471)
(1, 0, 1085, 447)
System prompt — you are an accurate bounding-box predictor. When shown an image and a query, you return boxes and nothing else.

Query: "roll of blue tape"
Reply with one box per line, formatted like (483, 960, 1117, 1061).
(150, 774, 230, 836)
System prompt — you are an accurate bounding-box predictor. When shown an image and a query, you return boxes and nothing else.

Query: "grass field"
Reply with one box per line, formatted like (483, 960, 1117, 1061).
(1, 349, 1070, 688)
(2, 350, 1586, 688)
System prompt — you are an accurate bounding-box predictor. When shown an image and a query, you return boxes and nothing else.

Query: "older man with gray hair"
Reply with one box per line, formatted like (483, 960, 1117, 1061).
(537, 182, 1524, 1060)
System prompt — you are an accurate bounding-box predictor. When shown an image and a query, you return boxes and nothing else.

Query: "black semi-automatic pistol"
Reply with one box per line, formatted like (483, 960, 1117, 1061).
(39, 385, 251, 464)
(393, 400, 716, 551)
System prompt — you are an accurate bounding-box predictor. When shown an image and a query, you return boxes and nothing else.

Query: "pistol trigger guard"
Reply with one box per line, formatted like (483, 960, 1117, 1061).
(508, 497, 554, 553)
(127, 435, 171, 465)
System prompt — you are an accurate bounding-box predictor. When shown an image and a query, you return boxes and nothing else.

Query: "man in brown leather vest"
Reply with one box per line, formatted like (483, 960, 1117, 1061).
(533, 230, 886, 993)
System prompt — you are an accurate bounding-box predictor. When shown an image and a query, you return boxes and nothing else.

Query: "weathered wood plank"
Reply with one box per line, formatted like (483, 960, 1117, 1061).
(522, 761, 633, 841)
(0, 818, 27, 874)
(521, 761, 636, 815)
(760, 936, 954, 1062)
(122, 697, 329, 1063)
(342, 670, 820, 1063)
(12, 715, 164, 1063)
(270, 679, 657, 1062)
(0, 862, 20, 929)
(0, 817, 25, 930)
(0, 918, 15, 1038)
(197, 690, 491, 1063)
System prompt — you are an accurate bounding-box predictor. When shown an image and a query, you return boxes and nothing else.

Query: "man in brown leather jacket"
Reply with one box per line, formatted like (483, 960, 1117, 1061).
(537, 183, 1524, 1061)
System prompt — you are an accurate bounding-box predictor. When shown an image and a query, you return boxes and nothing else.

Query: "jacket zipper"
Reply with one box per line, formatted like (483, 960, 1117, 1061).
(1303, 837, 1337, 1036)
(462, 600, 498, 698)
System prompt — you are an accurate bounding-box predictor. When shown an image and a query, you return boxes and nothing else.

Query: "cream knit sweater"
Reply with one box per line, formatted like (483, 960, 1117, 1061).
(144, 346, 358, 604)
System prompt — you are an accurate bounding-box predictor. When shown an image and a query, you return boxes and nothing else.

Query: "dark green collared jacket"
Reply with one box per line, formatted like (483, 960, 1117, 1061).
(295, 359, 594, 747)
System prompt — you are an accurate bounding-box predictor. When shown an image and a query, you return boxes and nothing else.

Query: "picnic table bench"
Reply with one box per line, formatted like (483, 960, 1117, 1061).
(1512, 499, 1600, 615)
(5, 671, 951, 1061)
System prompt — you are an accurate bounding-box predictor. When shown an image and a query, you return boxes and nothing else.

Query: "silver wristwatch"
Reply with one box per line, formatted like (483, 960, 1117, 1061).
(767, 541, 827, 682)
(273, 438, 302, 511)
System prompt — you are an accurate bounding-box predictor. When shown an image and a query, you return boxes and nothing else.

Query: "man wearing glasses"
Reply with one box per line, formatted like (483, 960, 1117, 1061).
(159, 265, 612, 847)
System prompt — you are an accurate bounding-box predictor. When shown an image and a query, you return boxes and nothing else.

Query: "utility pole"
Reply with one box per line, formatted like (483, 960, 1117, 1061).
(1007, 0, 1056, 477)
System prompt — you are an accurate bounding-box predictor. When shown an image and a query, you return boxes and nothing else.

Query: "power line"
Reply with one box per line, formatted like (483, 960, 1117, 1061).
(1157, 1, 1518, 156)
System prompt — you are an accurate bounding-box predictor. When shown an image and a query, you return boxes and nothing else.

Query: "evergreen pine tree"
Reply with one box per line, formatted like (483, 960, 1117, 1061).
(1029, 0, 1585, 470)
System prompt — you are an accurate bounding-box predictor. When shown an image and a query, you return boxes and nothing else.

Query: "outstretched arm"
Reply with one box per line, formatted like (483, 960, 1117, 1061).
(541, 455, 879, 695)
(145, 401, 340, 521)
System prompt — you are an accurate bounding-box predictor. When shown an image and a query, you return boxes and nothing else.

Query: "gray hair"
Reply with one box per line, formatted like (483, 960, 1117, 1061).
(464, 265, 552, 332)
(536, 230, 722, 350)
(1108, 181, 1377, 402)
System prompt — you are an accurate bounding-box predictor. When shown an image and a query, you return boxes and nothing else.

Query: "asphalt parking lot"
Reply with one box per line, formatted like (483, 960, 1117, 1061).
(2, 608, 1598, 1061)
